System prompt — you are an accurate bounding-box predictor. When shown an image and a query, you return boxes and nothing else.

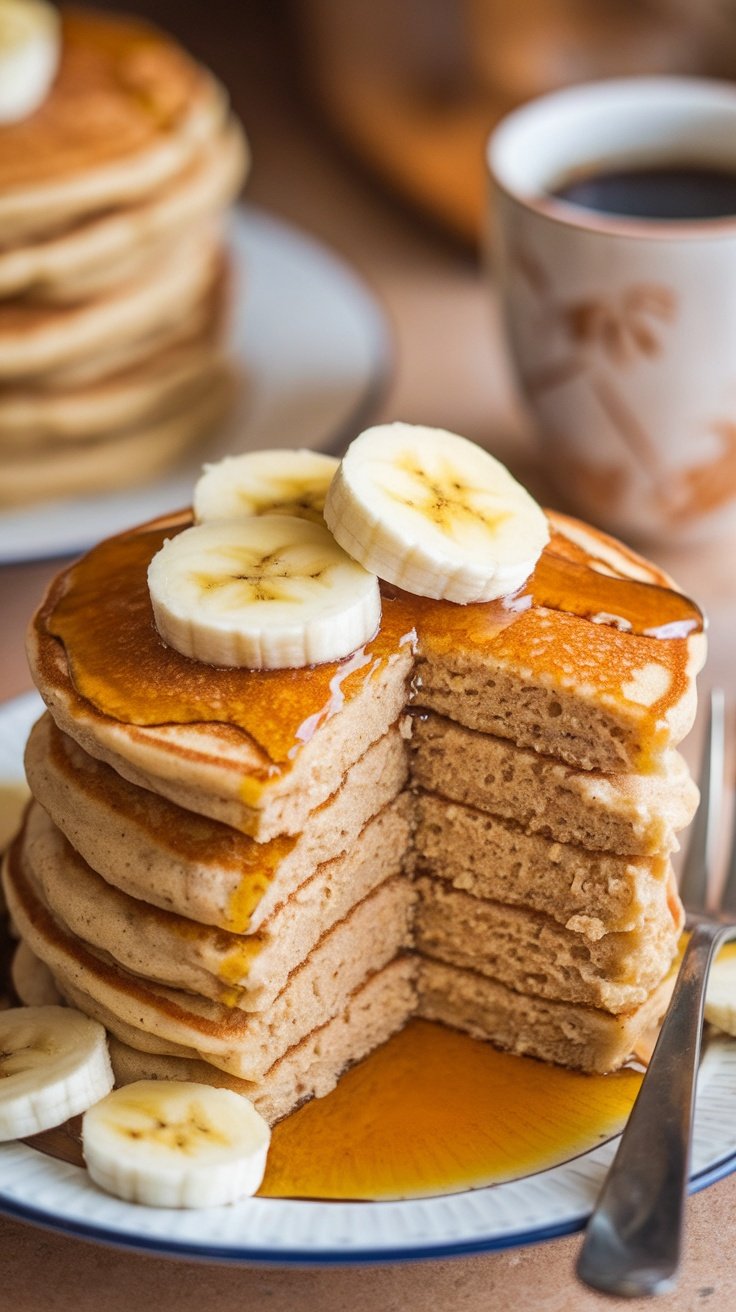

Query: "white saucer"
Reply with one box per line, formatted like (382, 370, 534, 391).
(0, 205, 391, 565)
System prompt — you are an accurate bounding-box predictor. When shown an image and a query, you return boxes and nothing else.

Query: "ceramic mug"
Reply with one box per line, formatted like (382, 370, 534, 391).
(488, 77, 736, 544)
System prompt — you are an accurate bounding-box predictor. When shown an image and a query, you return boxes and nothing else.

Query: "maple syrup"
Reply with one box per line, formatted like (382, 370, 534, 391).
(260, 1021, 642, 1200)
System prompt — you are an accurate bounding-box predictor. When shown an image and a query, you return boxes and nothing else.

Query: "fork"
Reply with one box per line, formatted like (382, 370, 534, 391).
(577, 687, 736, 1297)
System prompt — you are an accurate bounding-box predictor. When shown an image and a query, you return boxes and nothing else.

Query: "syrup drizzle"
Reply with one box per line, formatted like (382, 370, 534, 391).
(43, 523, 417, 769)
(531, 551, 701, 640)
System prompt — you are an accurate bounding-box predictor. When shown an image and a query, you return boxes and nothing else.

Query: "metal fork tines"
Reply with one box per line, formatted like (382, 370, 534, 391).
(577, 687, 736, 1298)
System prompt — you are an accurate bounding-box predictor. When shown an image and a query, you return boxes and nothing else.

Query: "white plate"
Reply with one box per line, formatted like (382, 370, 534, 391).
(0, 206, 391, 565)
(1, 691, 736, 1265)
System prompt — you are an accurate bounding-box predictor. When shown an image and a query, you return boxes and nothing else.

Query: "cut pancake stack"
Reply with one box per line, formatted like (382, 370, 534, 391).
(4, 501, 704, 1124)
(0, 9, 248, 507)
(411, 695, 692, 1071)
(407, 510, 701, 1071)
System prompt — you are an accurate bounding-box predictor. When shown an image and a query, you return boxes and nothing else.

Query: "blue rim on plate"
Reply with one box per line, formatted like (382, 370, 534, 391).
(1, 691, 735, 1266)
(0, 1142, 735, 1268)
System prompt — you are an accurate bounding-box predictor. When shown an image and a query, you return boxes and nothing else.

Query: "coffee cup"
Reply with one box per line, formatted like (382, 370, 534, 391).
(488, 77, 736, 543)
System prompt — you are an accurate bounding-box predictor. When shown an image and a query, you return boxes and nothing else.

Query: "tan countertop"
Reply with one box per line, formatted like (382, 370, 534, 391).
(2, 4, 736, 1307)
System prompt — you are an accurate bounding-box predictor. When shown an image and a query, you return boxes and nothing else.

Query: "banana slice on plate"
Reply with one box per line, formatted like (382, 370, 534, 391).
(0, 0, 60, 123)
(0, 1006, 113, 1140)
(83, 1080, 271, 1208)
(148, 514, 381, 668)
(705, 944, 736, 1036)
(194, 450, 339, 524)
(324, 422, 550, 604)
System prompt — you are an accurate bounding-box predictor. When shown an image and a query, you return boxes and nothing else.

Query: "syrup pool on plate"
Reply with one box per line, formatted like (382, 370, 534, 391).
(28, 1022, 644, 1201)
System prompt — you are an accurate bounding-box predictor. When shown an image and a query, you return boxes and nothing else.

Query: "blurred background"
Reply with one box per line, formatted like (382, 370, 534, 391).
(81, 0, 736, 467)
(92, 0, 736, 248)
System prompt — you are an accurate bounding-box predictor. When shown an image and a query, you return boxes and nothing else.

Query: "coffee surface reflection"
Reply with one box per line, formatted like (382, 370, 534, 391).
(553, 163, 736, 220)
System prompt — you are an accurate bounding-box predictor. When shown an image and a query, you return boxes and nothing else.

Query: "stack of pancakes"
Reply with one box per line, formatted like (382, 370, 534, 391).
(0, 9, 248, 507)
(4, 508, 703, 1124)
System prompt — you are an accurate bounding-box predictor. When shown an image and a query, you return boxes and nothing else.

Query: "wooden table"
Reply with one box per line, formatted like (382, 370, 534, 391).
(2, 4, 736, 1307)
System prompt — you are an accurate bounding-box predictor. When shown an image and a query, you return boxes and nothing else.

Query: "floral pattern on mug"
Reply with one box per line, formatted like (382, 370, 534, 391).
(562, 285, 676, 366)
(508, 240, 736, 529)
(511, 240, 672, 481)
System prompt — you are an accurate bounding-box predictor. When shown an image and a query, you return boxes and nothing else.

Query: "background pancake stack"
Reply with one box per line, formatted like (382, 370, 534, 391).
(0, 9, 248, 507)
(2, 504, 704, 1122)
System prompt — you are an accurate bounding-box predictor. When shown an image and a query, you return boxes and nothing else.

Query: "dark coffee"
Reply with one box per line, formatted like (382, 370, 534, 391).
(552, 163, 736, 221)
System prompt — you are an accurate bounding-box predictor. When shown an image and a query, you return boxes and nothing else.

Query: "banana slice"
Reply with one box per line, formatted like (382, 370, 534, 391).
(324, 422, 550, 604)
(0, 0, 60, 123)
(194, 450, 339, 524)
(705, 944, 736, 1036)
(0, 1005, 113, 1141)
(82, 1080, 271, 1208)
(148, 514, 381, 668)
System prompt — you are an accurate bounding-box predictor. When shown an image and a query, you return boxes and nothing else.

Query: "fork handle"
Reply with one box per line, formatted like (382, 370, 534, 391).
(577, 920, 736, 1298)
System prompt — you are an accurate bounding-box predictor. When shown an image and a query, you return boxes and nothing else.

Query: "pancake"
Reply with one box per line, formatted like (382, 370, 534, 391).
(414, 875, 683, 1014)
(28, 515, 415, 840)
(413, 790, 671, 938)
(4, 833, 415, 1081)
(0, 10, 226, 242)
(25, 716, 409, 932)
(21, 230, 185, 307)
(0, 120, 247, 301)
(412, 512, 704, 773)
(0, 338, 225, 444)
(409, 713, 698, 857)
(0, 373, 231, 508)
(26, 245, 230, 393)
(24, 796, 411, 1009)
(0, 230, 220, 380)
(11, 938, 62, 1006)
(13, 943, 417, 1126)
(27, 713, 675, 947)
(73, 960, 417, 1128)
(10, 931, 669, 1093)
(27, 509, 702, 840)
(417, 958, 675, 1076)
(0, 347, 227, 448)
(0, 11, 247, 508)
